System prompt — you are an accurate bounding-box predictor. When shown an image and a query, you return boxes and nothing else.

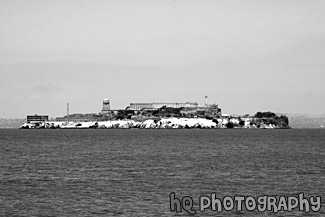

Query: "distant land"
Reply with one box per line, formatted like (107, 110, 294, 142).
(1, 114, 325, 129)
(285, 114, 325, 129)
(0, 118, 26, 129)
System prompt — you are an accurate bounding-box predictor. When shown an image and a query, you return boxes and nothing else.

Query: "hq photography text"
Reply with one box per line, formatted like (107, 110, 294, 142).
(169, 192, 322, 215)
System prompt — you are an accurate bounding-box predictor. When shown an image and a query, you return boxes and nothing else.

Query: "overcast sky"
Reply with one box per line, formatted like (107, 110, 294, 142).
(1, 0, 325, 118)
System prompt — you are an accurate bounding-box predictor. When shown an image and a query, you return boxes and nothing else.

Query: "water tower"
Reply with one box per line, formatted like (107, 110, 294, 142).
(101, 98, 110, 113)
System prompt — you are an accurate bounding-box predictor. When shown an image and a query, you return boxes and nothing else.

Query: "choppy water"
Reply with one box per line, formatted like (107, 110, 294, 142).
(0, 129, 324, 216)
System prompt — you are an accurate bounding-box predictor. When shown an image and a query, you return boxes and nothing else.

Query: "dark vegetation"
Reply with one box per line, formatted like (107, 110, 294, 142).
(253, 111, 289, 128)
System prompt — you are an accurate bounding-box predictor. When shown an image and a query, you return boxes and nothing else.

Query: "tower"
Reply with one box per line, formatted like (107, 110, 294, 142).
(101, 98, 110, 113)
(205, 94, 208, 107)
(67, 103, 70, 122)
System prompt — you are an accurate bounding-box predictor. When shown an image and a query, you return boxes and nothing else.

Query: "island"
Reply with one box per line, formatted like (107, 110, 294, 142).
(19, 111, 289, 129)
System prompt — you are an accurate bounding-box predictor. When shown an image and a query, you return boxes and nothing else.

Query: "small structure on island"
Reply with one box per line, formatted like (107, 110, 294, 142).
(100, 98, 111, 114)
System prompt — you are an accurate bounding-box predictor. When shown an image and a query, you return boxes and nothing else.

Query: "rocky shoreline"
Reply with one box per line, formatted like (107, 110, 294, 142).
(19, 115, 290, 129)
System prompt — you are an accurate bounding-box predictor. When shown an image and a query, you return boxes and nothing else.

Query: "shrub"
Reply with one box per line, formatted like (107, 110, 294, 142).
(226, 122, 234, 128)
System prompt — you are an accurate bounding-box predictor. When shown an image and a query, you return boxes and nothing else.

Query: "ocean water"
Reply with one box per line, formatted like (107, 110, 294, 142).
(0, 129, 324, 216)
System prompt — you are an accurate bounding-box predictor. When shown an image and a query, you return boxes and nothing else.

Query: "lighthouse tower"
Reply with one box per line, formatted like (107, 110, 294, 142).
(205, 94, 208, 107)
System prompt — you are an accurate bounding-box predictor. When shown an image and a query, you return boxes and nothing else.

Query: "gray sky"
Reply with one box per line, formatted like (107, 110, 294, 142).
(1, 0, 325, 118)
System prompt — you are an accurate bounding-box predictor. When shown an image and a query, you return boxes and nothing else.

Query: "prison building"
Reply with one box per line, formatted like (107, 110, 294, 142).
(129, 102, 198, 110)
(27, 115, 49, 123)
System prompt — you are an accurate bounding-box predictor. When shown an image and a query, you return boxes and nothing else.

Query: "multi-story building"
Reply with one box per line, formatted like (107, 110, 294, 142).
(129, 102, 198, 110)
(27, 115, 49, 123)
